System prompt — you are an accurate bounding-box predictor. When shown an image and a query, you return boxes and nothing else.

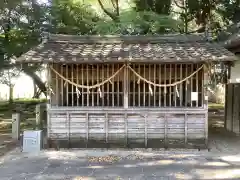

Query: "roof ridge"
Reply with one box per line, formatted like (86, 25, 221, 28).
(43, 33, 207, 44)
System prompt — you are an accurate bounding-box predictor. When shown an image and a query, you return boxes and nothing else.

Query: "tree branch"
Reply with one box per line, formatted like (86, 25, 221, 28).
(171, 10, 182, 15)
(115, 0, 119, 16)
(111, 0, 117, 9)
(97, 0, 119, 22)
(173, 0, 185, 9)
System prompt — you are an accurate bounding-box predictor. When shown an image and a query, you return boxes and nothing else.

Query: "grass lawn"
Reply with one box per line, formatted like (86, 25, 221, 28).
(0, 98, 47, 132)
(208, 103, 224, 110)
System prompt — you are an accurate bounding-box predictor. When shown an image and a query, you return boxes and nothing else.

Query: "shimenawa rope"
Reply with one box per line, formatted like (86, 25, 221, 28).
(127, 64, 204, 87)
(50, 64, 125, 89)
(50, 64, 203, 89)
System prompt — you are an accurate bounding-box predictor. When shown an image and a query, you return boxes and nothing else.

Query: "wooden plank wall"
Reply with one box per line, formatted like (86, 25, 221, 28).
(48, 109, 207, 146)
(225, 83, 240, 135)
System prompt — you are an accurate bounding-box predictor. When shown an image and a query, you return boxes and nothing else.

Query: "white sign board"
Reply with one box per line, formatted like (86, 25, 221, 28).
(191, 92, 198, 101)
(22, 130, 42, 153)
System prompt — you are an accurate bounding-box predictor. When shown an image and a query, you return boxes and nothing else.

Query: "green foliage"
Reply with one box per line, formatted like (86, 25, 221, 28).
(208, 103, 224, 110)
(134, 0, 172, 15)
(0, 0, 48, 98)
(0, 68, 20, 86)
(217, 0, 240, 24)
(50, 0, 100, 35)
(93, 10, 180, 35)
(0, 0, 46, 68)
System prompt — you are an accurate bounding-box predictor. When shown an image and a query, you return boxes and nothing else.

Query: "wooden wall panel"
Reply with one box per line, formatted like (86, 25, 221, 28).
(225, 83, 240, 135)
(48, 109, 207, 146)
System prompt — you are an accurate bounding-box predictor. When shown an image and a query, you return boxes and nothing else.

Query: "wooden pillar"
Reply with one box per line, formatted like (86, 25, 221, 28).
(12, 113, 20, 140)
(36, 104, 48, 148)
(124, 64, 128, 109)
(36, 104, 41, 130)
(232, 84, 240, 135)
(47, 64, 52, 106)
(224, 83, 228, 129)
(36, 104, 46, 130)
(226, 84, 233, 132)
(203, 64, 209, 146)
(225, 64, 232, 131)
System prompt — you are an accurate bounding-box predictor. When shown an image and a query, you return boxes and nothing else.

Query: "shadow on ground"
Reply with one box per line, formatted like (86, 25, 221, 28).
(1, 148, 240, 180)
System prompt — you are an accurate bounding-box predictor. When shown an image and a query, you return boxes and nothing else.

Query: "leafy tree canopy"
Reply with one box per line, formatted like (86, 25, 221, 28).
(93, 10, 181, 35)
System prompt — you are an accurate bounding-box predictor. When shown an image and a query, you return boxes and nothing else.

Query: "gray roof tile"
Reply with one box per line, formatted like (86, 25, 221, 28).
(17, 34, 237, 63)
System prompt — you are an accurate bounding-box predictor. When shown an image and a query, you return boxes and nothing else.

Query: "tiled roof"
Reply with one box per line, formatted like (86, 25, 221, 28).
(17, 33, 237, 63)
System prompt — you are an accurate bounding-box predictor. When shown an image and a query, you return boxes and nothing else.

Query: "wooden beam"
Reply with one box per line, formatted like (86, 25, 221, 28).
(117, 64, 120, 106)
(191, 64, 193, 107)
(71, 64, 74, 106)
(92, 65, 94, 107)
(61, 65, 63, 106)
(97, 64, 99, 106)
(76, 64, 79, 106)
(107, 64, 110, 106)
(56, 64, 59, 106)
(203, 64, 208, 146)
(169, 64, 172, 107)
(159, 64, 161, 107)
(164, 64, 166, 107)
(112, 64, 115, 107)
(133, 64, 136, 107)
(48, 64, 52, 106)
(81, 64, 84, 107)
(138, 65, 141, 107)
(143, 64, 146, 107)
(102, 64, 105, 106)
(153, 64, 156, 107)
(86, 65, 89, 107)
(180, 64, 183, 107)
(124, 64, 128, 109)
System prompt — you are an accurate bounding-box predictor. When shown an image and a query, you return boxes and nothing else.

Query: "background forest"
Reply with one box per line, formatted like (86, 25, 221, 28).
(0, 0, 239, 102)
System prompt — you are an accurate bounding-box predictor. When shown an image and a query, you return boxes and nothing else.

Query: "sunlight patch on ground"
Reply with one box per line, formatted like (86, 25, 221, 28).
(193, 169, 240, 179)
(175, 159, 199, 165)
(174, 173, 193, 180)
(137, 159, 174, 166)
(221, 154, 240, 163)
(45, 151, 79, 160)
(123, 164, 137, 168)
(203, 161, 230, 167)
(88, 165, 104, 169)
(73, 177, 96, 180)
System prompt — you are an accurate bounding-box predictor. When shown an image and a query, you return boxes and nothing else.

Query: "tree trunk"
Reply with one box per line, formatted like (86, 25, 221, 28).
(22, 67, 47, 97)
(33, 82, 37, 97)
(9, 84, 14, 103)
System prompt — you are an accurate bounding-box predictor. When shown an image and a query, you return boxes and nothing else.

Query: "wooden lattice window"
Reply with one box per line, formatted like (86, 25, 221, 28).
(50, 63, 203, 108)
(127, 64, 203, 107)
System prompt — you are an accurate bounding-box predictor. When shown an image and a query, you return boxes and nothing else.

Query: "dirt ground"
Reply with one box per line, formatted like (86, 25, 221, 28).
(0, 133, 18, 157)
(1, 110, 240, 180)
(1, 138, 240, 180)
(0, 125, 240, 180)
